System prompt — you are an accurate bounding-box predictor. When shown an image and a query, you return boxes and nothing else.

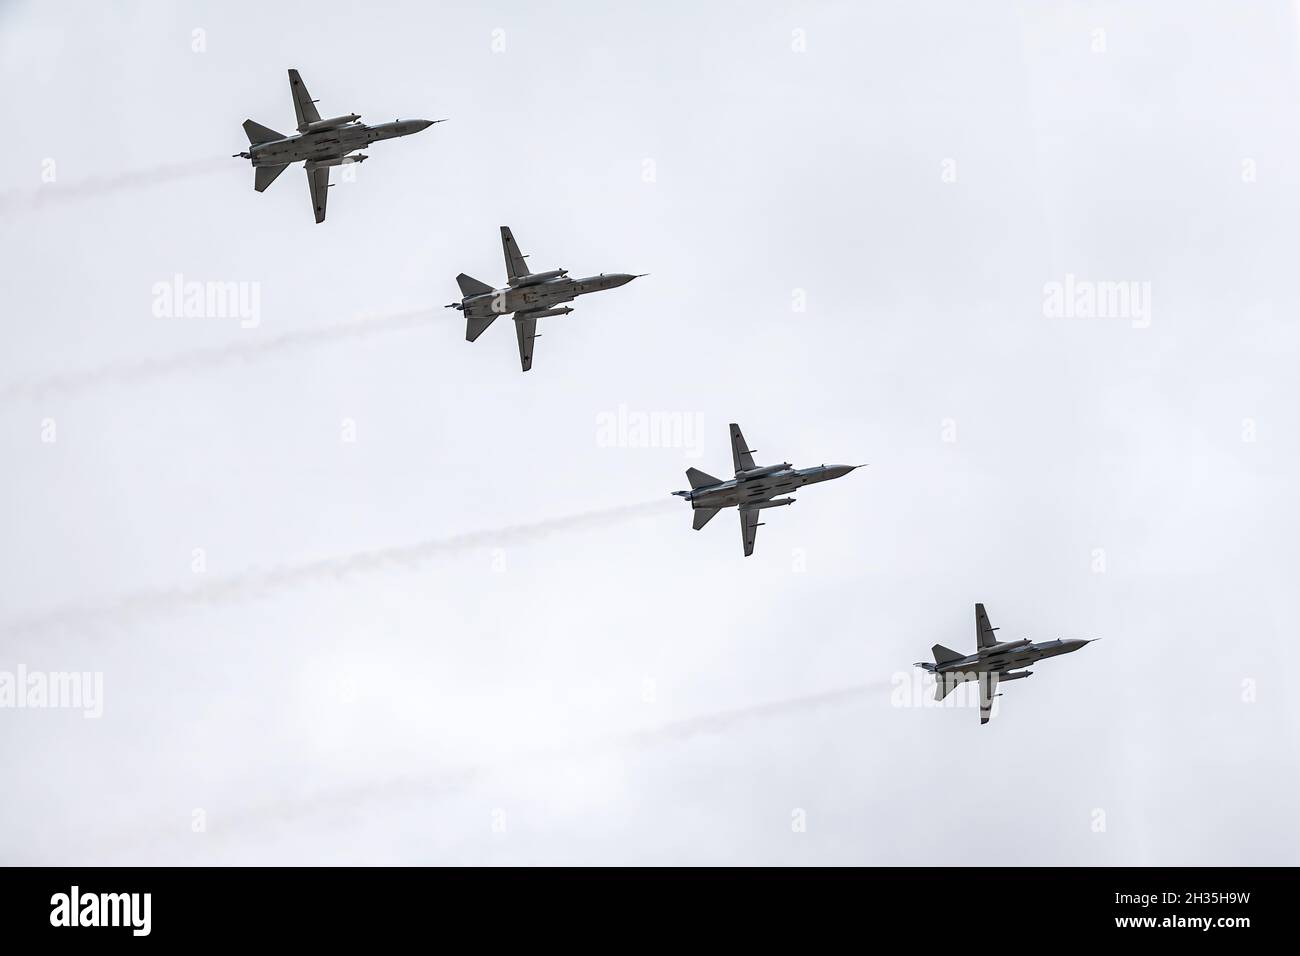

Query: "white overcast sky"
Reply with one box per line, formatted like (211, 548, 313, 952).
(1, 0, 1297, 865)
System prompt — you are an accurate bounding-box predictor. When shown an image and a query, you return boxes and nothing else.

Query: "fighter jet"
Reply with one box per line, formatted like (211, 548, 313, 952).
(672, 424, 863, 556)
(446, 226, 643, 372)
(915, 603, 1096, 724)
(233, 69, 442, 223)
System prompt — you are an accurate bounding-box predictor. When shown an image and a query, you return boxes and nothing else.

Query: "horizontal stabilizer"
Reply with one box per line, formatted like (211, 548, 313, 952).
(243, 119, 285, 145)
(254, 163, 289, 192)
(685, 467, 720, 489)
(466, 313, 498, 342)
(932, 644, 964, 665)
(456, 273, 495, 297)
(692, 507, 721, 530)
(934, 674, 962, 701)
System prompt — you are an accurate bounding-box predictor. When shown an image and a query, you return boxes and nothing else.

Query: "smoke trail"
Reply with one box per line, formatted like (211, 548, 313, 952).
(94, 680, 892, 860)
(1, 499, 676, 641)
(0, 308, 441, 405)
(613, 681, 891, 751)
(265, 681, 894, 830)
(0, 158, 229, 215)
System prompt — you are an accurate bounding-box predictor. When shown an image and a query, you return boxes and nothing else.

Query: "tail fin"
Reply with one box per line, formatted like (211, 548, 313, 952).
(692, 507, 721, 530)
(686, 467, 720, 489)
(243, 119, 285, 145)
(456, 273, 494, 298)
(466, 314, 498, 343)
(932, 644, 964, 665)
(254, 163, 289, 192)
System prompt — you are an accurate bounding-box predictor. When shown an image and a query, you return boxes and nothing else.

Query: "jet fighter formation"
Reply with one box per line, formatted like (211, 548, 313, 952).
(447, 227, 643, 372)
(673, 424, 862, 556)
(915, 603, 1095, 724)
(235, 69, 442, 223)
(233, 70, 1098, 727)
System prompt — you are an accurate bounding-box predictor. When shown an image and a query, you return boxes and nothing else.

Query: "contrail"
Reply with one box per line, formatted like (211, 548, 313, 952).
(613, 681, 891, 751)
(248, 680, 894, 832)
(0, 308, 441, 404)
(1, 498, 676, 641)
(89, 680, 892, 861)
(0, 158, 229, 215)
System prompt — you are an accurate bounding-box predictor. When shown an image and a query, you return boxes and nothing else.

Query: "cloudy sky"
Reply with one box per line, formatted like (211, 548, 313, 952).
(1, 0, 1297, 865)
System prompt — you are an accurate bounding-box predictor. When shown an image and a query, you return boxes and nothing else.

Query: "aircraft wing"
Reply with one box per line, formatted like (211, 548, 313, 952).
(501, 226, 530, 282)
(729, 423, 757, 474)
(288, 69, 322, 131)
(978, 671, 999, 724)
(514, 312, 538, 371)
(739, 507, 761, 557)
(307, 166, 329, 224)
(976, 602, 999, 649)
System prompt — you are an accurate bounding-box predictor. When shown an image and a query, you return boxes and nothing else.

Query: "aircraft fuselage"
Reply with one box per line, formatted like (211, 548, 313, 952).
(677, 464, 857, 510)
(929, 638, 1091, 676)
(459, 274, 638, 320)
(248, 120, 433, 166)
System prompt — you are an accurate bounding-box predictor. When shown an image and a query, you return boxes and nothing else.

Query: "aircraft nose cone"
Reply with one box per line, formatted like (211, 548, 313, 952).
(608, 273, 639, 287)
(824, 464, 861, 479)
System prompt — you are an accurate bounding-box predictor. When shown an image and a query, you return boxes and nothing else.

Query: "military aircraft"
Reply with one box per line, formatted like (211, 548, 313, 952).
(233, 69, 441, 223)
(446, 226, 643, 372)
(672, 424, 863, 556)
(915, 603, 1096, 724)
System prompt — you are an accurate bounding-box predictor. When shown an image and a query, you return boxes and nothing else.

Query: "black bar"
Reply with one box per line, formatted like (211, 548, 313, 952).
(0, 867, 1284, 943)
